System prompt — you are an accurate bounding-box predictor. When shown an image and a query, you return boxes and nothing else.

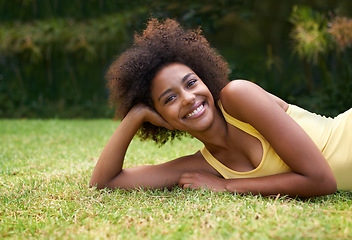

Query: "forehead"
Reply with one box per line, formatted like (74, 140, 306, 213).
(154, 63, 194, 81)
(152, 63, 193, 88)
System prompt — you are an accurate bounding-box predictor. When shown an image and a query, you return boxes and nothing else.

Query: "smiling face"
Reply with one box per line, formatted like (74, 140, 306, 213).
(151, 63, 217, 133)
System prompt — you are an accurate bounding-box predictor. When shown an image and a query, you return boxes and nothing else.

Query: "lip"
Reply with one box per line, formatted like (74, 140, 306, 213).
(182, 101, 206, 119)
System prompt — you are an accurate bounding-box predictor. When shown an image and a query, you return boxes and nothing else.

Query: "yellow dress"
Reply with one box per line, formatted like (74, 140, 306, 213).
(200, 101, 352, 191)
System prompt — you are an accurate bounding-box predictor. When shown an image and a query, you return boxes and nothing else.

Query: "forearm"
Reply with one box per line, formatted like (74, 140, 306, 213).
(224, 172, 337, 197)
(90, 109, 143, 189)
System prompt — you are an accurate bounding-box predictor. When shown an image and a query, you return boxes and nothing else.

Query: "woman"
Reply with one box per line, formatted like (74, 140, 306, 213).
(90, 19, 352, 197)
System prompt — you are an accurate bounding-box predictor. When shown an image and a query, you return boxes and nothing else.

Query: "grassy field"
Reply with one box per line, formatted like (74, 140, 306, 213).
(1, 119, 352, 239)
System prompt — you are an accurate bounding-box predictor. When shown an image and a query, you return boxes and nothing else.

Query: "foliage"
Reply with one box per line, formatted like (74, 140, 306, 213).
(328, 16, 352, 50)
(0, 13, 144, 63)
(1, 119, 352, 239)
(0, 5, 149, 118)
(289, 6, 332, 65)
(0, 0, 352, 118)
(288, 6, 352, 115)
(0, 0, 143, 21)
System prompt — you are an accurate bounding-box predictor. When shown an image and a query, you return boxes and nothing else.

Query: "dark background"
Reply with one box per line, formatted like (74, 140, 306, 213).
(1, 0, 351, 118)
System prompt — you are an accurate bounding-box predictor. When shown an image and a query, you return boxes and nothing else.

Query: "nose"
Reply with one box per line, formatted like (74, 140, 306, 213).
(181, 90, 195, 105)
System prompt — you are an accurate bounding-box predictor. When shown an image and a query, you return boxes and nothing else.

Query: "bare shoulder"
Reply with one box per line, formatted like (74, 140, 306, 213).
(220, 80, 288, 118)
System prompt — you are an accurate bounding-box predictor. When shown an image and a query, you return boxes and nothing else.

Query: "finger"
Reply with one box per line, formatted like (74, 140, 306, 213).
(148, 113, 175, 130)
(155, 116, 175, 131)
(178, 174, 194, 187)
(180, 171, 200, 178)
(161, 122, 175, 131)
(178, 179, 190, 188)
(182, 183, 193, 189)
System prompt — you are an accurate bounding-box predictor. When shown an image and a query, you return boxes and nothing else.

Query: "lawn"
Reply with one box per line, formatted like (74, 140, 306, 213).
(1, 119, 352, 239)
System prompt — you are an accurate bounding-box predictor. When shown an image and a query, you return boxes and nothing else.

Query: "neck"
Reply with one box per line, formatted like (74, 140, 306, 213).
(190, 108, 229, 151)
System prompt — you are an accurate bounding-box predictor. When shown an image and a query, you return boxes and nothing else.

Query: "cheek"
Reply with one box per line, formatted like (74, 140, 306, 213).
(160, 109, 174, 121)
(159, 107, 178, 122)
(152, 102, 162, 115)
(152, 104, 170, 120)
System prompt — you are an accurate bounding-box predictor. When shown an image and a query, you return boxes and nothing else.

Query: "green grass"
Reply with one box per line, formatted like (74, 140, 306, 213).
(1, 119, 352, 239)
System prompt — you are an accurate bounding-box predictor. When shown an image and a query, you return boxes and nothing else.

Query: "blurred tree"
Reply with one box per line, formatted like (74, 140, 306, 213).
(289, 5, 332, 91)
(288, 6, 352, 115)
(0, 0, 351, 118)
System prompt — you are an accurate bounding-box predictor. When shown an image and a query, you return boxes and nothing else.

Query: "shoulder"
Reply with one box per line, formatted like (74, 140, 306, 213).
(221, 79, 254, 92)
(220, 80, 288, 120)
(220, 80, 270, 121)
(220, 80, 265, 105)
(221, 79, 276, 103)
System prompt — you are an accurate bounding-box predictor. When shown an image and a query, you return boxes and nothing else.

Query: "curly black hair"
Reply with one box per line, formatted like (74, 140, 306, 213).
(106, 18, 229, 145)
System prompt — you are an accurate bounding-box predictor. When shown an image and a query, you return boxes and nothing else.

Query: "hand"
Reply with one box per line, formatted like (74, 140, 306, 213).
(131, 104, 174, 130)
(178, 171, 227, 192)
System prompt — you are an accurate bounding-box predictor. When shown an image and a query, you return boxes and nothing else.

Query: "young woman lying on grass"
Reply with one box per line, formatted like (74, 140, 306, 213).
(90, 18, 352, 197)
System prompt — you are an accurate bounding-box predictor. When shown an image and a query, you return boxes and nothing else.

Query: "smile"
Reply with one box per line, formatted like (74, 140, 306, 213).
(185, 103, 205, 118)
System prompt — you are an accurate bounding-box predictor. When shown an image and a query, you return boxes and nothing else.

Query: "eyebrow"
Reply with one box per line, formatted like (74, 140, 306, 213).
(157, 73, 195, 101)
(182, 72, 195, 83)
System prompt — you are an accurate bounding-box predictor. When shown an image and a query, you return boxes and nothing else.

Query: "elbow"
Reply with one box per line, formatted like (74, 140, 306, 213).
(89, 181, 110, 190)
(89, 171, 114, 190)
(325, 176, 337, 195)
(89, 178, 108, 190)
(316, 174, 337, 196)
(89, 179, 101, 189)
(90, 175, 119, 190)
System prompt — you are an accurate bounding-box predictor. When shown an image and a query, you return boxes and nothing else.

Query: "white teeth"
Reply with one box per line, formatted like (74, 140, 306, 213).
(186, 104, 204, 118)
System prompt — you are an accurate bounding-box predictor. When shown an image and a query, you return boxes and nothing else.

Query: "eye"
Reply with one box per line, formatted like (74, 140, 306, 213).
(186, 79, 197, 89)
(164, 95, 176, 104)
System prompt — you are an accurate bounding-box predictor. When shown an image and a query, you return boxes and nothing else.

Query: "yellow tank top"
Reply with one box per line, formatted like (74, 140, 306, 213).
(201, 101, 352, 191)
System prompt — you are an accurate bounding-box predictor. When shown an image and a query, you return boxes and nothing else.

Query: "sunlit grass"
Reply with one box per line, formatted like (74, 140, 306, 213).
(1, 119, 352, 239)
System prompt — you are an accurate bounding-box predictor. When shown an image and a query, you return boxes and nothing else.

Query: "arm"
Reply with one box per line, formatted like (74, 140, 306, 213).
(89, 104, 177, 190)
(179, 170, 335, 197)
(179, 80, 337, 197)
